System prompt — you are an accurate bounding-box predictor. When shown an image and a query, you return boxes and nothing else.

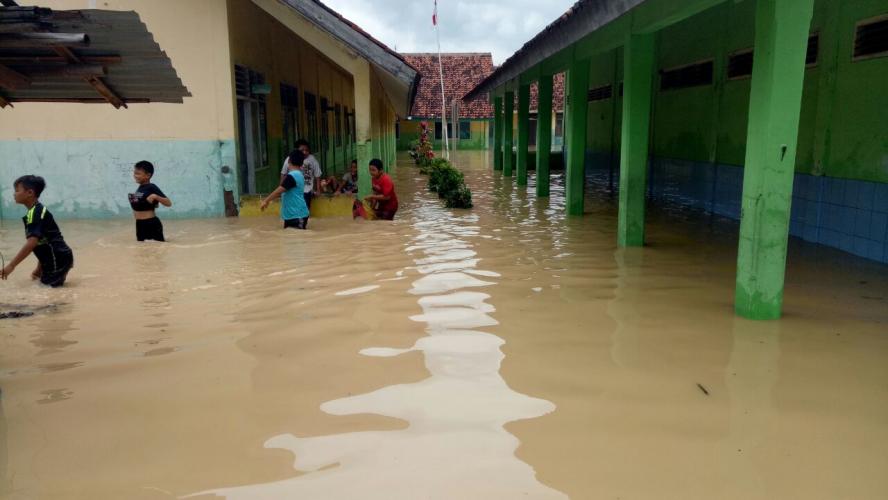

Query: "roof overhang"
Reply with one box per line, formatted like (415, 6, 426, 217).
(275, 0, 420, 117)
(0, 4, 190, 108)
(465, 0, 644, 100)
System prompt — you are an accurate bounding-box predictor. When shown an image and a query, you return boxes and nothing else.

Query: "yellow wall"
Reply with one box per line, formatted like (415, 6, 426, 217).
(226, 0, 357, 179)
(0, 0, 234, 141)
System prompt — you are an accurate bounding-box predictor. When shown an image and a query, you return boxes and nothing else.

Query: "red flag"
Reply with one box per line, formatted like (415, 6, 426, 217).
(433, 0, 437, 26)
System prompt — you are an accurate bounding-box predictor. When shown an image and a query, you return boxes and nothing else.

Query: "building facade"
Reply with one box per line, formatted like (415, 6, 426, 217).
(469, 0, 888, 319)
(396, 53, 494, 151)
(0, 0, 418, 219)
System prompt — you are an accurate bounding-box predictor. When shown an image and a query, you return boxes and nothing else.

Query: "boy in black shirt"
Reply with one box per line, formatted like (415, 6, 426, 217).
(1, 175, 74, 287)
(129, 160, 172, 241)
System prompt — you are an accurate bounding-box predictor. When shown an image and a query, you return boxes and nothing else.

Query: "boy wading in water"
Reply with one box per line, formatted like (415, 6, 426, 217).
(1, 176, 74, 287)
(364, 159, 399, 220)
(129, 161, 172, 242)
(262, 150, 310, 229)
(280, 139, 322, 211)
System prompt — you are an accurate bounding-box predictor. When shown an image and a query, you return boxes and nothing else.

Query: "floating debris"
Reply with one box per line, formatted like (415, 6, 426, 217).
(696, 383, 710, 396)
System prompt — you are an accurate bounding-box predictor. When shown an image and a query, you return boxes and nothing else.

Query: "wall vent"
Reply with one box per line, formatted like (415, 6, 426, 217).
(660, 60, 714, 90)
(727, 50, 754, 79)
(854, 16, 888, 60)
(587, 84, 613, 102)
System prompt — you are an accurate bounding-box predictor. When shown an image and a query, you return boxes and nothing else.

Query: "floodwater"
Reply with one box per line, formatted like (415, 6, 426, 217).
(1, 151, 887, 500)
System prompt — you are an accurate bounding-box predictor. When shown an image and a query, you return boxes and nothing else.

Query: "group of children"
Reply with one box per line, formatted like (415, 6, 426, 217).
(1, 160, 169, 287)
(0, 139, 398, 288)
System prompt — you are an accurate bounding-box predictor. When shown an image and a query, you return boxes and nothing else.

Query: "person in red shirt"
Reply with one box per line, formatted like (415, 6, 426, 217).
(364, 159, 399, 220)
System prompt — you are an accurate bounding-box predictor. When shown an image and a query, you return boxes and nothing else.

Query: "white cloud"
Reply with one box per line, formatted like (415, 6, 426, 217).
(318, 0, 577, 64)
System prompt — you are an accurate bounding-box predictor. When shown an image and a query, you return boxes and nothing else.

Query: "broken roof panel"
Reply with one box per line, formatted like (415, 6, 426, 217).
(0, 5, 190, 108)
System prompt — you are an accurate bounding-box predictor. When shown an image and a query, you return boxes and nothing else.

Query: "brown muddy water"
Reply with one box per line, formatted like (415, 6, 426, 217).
(1, 151, 887, 500)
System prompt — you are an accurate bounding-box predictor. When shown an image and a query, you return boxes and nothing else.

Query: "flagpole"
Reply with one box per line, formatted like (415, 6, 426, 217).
(434, 0, 449, 160)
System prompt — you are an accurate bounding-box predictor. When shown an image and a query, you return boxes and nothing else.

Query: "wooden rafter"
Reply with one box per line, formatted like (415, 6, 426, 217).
(85, 75, 126, 109)
(53, 45, 126, 108)
(0, 62, 29, 89)
(0, 32, 88, 48)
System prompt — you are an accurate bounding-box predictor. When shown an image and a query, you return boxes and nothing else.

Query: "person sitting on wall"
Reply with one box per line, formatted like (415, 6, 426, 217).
(262, 150, 310, 230)
(280, 139, 322, 210)
(363, 159, 399, 221)
(336, 160, 359, 195)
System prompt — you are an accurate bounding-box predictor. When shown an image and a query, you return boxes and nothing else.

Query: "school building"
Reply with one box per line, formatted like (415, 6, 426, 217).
(0, 0, 420, 219)
(466, 0, 888, 319)
(396, 53, 494, 151)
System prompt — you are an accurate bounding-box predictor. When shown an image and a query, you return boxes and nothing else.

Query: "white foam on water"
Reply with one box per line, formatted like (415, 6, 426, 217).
(334, 285, 381, 297)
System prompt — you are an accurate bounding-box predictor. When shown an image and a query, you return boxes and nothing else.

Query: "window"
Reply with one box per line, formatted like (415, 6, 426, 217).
(554, 113, 564, 137)
(395, 121, 400, 140)
(304, 92, 318, 152)
(234, 65, 269, 193)
(434, 121, 453, 140)
(334, 104, 343, 147)
(660, 60, 714, 90)
(281, 83, 299, 153)
(587, 84, 613, 102)
(806, 33, 820, 65)
(727, 49, 754, 79)
(460, 120, 474, 140)
(854, 16, 888, 60)
(320, 97, 330, 155)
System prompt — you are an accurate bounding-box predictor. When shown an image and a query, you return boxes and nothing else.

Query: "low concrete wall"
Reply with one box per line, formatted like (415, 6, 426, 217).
(0, 139, 236, 220)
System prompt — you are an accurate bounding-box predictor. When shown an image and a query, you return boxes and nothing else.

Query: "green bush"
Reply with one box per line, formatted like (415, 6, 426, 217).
(419, 157, 474, 210)
(444, 186, 473, 209)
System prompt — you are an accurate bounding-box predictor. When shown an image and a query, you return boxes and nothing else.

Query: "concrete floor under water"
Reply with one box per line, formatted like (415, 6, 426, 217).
(0, 151, 886, 499)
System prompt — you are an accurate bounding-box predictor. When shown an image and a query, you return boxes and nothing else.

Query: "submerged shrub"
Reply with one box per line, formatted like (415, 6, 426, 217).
(444, 186, 473, 209)
(419, 157, 474, 210)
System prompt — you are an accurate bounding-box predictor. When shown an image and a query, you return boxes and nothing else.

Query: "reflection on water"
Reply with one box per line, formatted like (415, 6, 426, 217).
(196, 194, 565, 499)
(0, 151, 886, 499)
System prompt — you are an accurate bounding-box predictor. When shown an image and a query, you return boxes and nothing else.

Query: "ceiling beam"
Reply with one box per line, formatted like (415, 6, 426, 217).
(24, 64, 106, 78)
(0, 32, 89, 48)
(0, 62, 30, 90)
(0, 55, 121, 65)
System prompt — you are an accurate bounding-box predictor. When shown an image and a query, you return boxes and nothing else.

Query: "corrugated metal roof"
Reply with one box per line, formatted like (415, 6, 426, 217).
(0, 7, 190, 106)
(464, 0, 645, 100)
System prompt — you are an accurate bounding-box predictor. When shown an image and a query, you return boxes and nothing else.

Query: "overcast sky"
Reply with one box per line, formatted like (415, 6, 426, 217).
(321, 0, 578, 65)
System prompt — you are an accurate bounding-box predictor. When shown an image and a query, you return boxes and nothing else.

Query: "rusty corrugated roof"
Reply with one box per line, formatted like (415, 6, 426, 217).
(0, 6, 189, 107)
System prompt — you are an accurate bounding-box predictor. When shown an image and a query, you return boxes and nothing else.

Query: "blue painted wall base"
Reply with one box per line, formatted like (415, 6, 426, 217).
(0, 140, 237, 220)
(585, 152, 888, 264)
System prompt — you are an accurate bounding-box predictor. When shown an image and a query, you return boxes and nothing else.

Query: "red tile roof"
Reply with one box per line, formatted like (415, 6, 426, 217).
(402, 53, 494, 119)
(529, 72, 565, 113)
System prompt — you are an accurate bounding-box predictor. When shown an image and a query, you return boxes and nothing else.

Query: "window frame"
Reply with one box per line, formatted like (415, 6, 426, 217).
(852, 14, 888, 62)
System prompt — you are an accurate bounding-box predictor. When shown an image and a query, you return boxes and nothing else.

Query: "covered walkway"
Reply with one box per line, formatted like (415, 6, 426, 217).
(467, 0, 888, 319)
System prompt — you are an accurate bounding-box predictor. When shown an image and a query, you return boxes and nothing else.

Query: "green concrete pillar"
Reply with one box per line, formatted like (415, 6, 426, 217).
(357, 141, 372, 198)
(536, 74, 553, 197)
(493, 96, 503, 170)
(502, 90, 514, 177)
(735, 0, 815, 320)
(618, 34, 656, 247)
(565, 58, 590, 216)
(516, 83, 531, 186)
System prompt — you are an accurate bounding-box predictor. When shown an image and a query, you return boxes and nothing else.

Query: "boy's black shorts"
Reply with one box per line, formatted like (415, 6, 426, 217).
(136, 217, 165, 241)
(41, 252, 73, 288)
(284, 217, 308, 230)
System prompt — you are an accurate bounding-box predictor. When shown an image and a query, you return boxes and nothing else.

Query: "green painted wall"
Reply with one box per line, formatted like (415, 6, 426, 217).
(583, 0, 888, 184)
(396, 119, 491, 151)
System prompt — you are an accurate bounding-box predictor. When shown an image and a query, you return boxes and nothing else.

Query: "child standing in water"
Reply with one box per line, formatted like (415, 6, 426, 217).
(1, 175, 74, 287)
(364, 159, 399, 220)
(129, 161, 172, 242)
(261, 150, 310, 229)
